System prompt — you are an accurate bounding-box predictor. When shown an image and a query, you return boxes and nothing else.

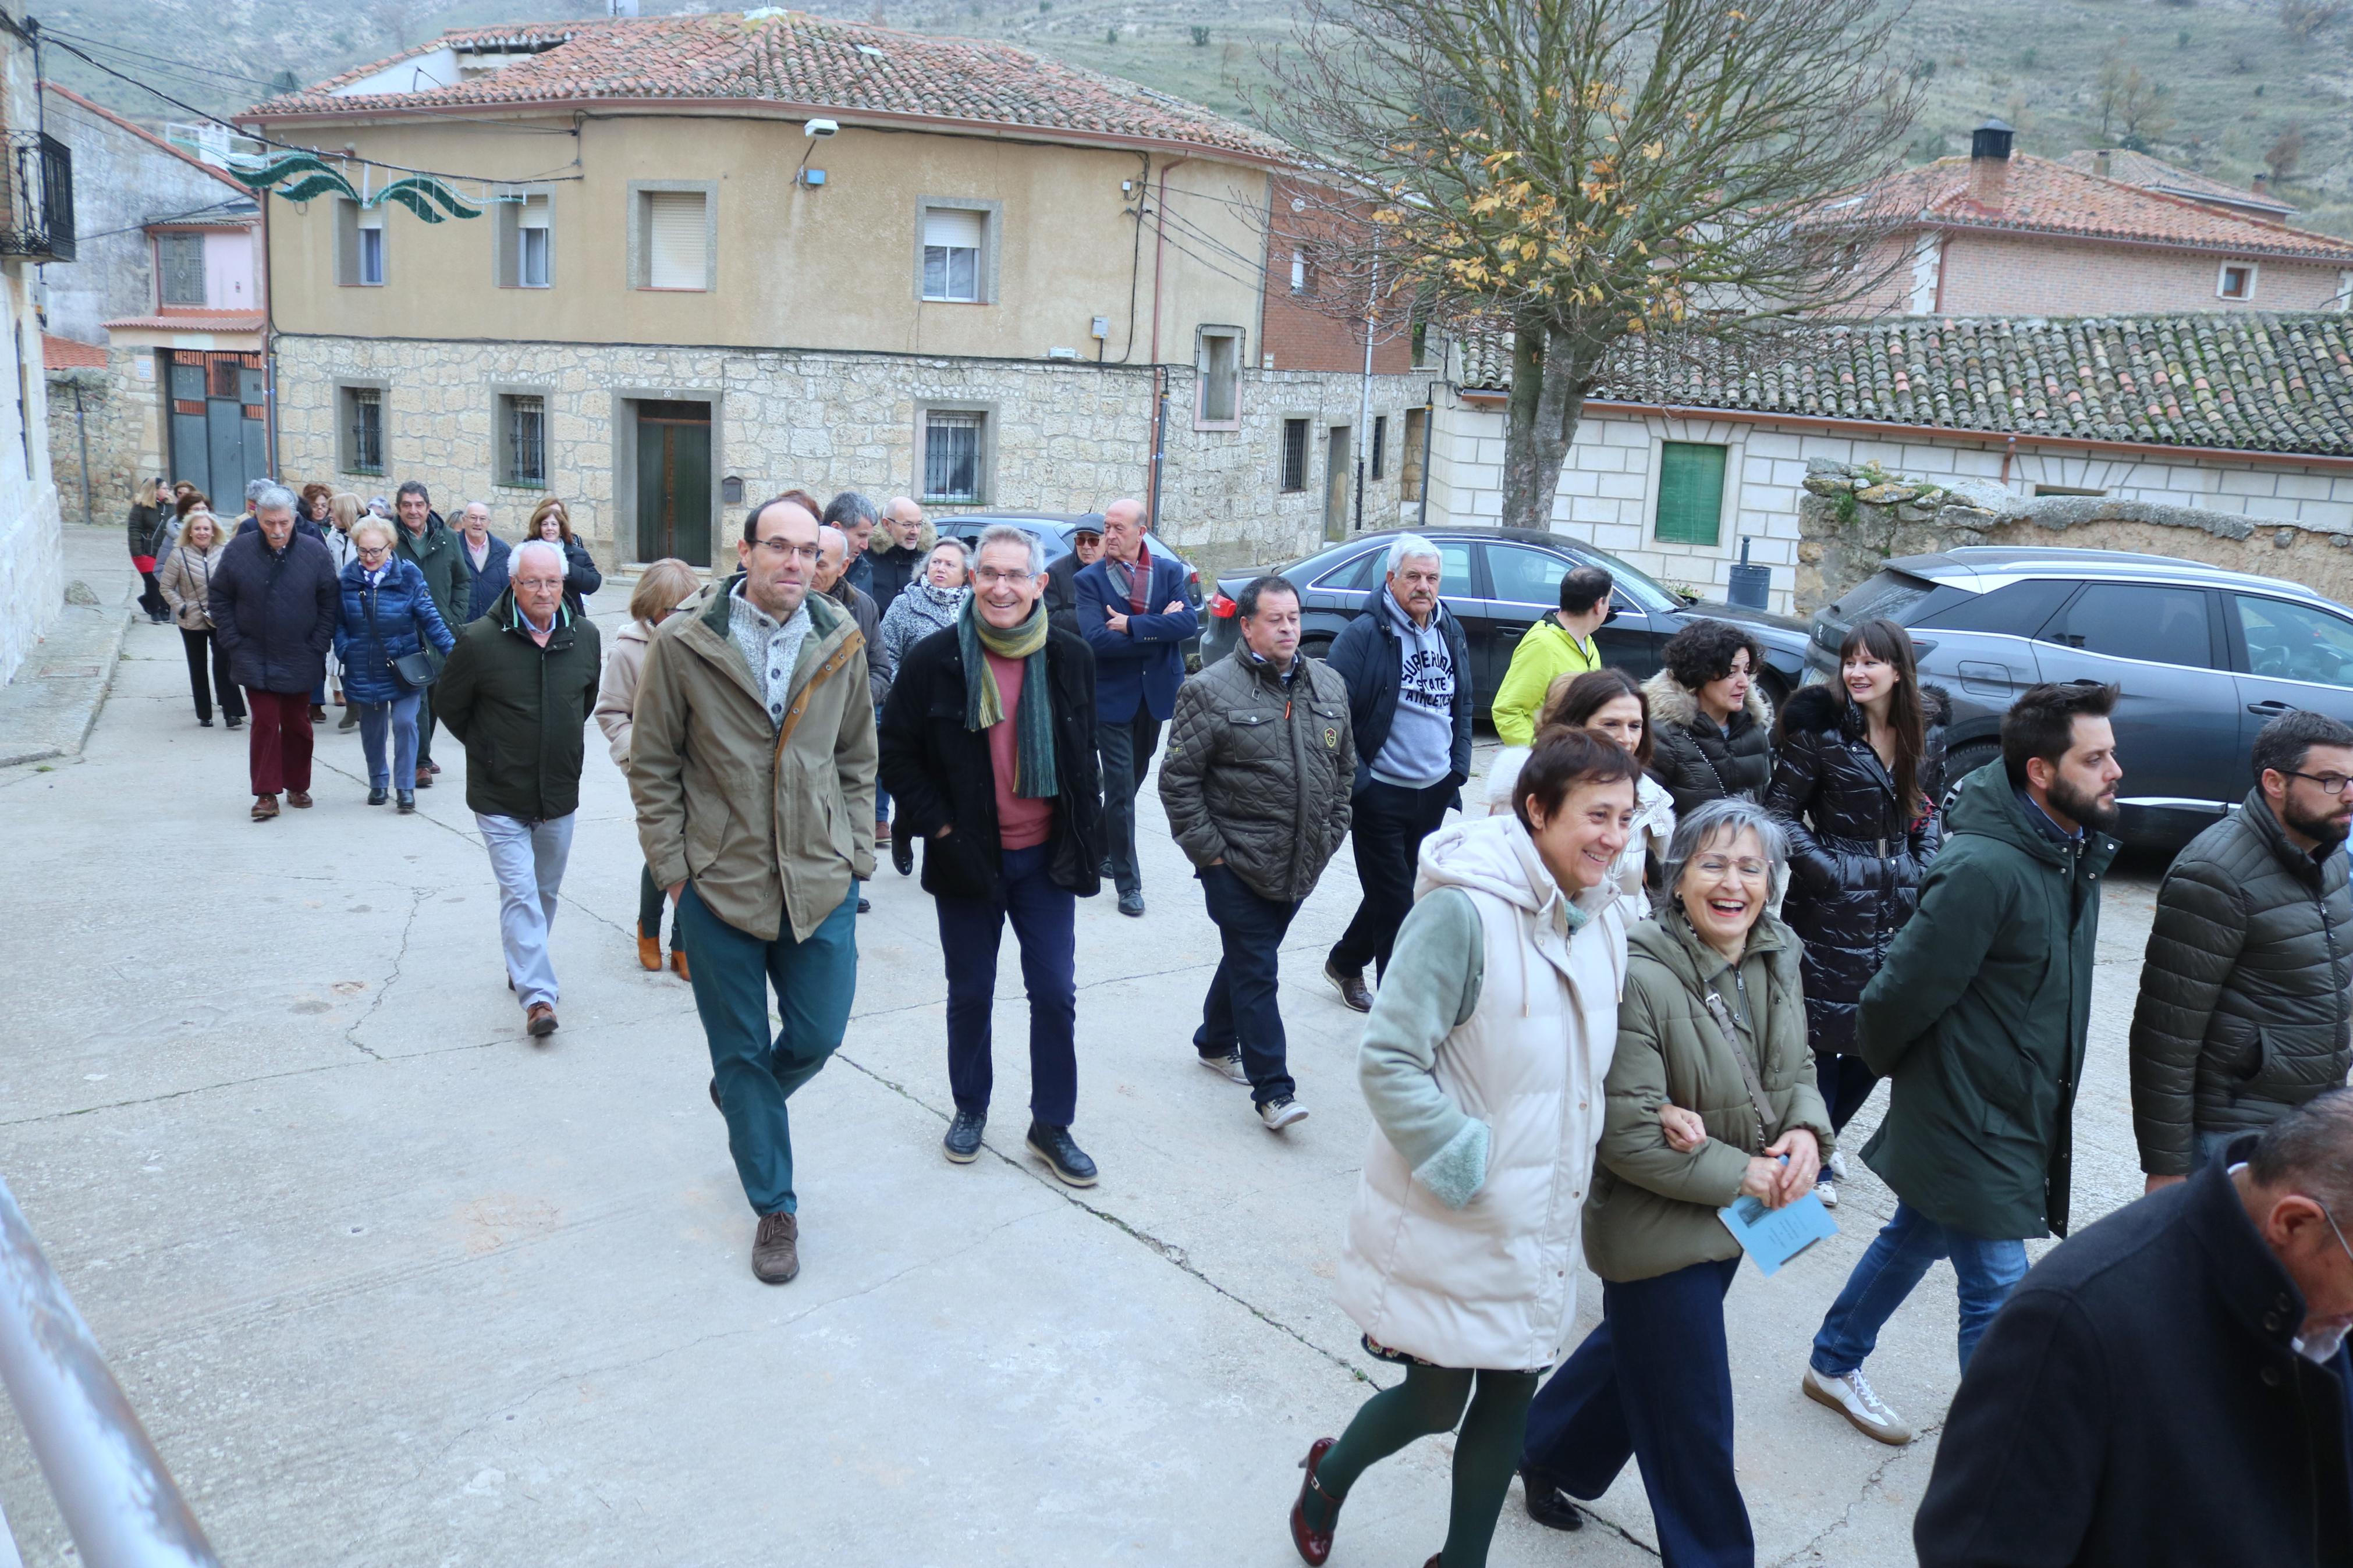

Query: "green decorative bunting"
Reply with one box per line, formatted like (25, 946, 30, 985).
(229, 152, 484, 222)
(374, 175, 483, 222)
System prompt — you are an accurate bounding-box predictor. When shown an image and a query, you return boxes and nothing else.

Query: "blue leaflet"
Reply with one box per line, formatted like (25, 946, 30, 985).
(1719, 1188, 1839, 1277)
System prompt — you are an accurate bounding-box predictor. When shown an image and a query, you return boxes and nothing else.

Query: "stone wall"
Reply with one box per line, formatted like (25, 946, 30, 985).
(271, 335, 1421, 577)
(44, 353, 150, 528)
(1795, 457, 2353, 611)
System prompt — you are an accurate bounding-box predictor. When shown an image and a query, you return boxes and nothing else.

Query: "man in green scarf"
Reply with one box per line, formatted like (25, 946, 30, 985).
(878, 525, 1108, 1188)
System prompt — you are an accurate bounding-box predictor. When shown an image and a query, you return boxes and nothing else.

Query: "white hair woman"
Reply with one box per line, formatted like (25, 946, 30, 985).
(876, 537, 971, 675)
(332, 515, 456, 812)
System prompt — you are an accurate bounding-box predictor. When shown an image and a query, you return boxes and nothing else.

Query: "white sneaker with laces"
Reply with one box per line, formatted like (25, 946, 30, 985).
(1827, 1150, 1850, 1181)
(1804, 1365, 1913, 1445)
(1198, 1050, 1250, 1085)
(1258, 1096, 1309, 1131)
(1814, 1178, 1840, 1210)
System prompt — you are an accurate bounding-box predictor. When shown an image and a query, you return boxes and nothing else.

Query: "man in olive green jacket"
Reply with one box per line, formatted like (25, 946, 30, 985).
(630, 493, 876, 1286)
(1803, 681, 2122, 1448)
(393, 481, 466, 782)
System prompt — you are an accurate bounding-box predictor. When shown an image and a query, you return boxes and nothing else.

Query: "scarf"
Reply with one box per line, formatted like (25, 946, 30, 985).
(957, 598, 1057, 799)
(1111, 539, 1152, 614)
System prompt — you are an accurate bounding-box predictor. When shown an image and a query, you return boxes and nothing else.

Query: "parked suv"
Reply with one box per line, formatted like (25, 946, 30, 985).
(1201, 527, 1812, 714)
(1805, 545, 2353, 847)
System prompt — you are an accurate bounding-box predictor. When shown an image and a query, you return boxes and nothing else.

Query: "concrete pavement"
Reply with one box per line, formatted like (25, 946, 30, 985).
(0, 529, 2172, 1565)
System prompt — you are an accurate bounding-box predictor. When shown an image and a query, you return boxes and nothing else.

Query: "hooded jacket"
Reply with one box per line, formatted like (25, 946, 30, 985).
(2128, 788, 2353, 1176)
(1486, 754, 1674, 930)
(1489, 616, 1603, 748)
(1326, 588, 1475, 801)
(1335, 815, 1627, 1370)
(1642, 667, 1774, 817)
(1764, 681, 1950, 1061)
(1857, 761, 2118, 1240)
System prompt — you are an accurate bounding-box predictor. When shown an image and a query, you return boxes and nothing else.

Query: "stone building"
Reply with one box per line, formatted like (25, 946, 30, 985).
(238, 13, 1423, 575)
(0, 3, 68, 689)
(1418, 312, 2353, 615)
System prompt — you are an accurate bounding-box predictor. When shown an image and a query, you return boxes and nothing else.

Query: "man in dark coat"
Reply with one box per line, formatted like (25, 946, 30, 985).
(1075, 497, 1199, 918)
(865, 496, 934, 618)
(1916, 1091, 2353, 1568)
(2132, 710, 2353, 1188)
(816, 523, 888, 910)
(1158, 575, 1354, 1129)
(433, 541, 602, 1040)
(393, 481, 464, 786)
(207, 485, 339, 821)
(453, 500, 513, 622)
(878, 523, 1104, 1187)
(1803, 681, 2123, 1448)
(1319, 533, 1472, 1009)
(1042, 514, 1104, 641)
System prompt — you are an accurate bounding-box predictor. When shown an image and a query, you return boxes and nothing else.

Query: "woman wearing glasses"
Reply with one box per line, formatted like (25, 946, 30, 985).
(333, 517, 455, 812)
(1516, 799, 1831, 1561)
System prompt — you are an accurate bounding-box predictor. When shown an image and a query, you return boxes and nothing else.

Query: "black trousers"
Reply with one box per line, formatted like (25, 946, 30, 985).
(1095, 706, 1163, 897)
(1194, 863, 1301, 1105)
(1818, 1052, 1878, 1132)
(1328, 778, 1455, 982)
(178, 628, 243, 723)
(416, 681, 438, 766)
(138, 570, 168, 620)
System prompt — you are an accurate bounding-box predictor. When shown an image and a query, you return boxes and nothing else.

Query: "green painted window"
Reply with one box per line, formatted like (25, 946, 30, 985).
(1655, 441, 1727, 545)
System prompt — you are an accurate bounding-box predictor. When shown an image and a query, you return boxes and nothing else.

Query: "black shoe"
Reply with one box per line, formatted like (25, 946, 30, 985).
(396, 791, 415, 813)
(367, 787, 388, 806)
(857, 897, 871, 913)
(338, 711, 360, 731)
(1025, 1121, 1098, 1187)
(1117, 890, 1145, 918)
(943, 1109, 986, 1163)
(1521, 1469, 1587, 1532)
(1325, 961, 1374, 1014)
(893, 836, 914, 876)
(225, 716, 243, 730)
(1099, 857, 1114, 879)
(198, 716, 213, 727)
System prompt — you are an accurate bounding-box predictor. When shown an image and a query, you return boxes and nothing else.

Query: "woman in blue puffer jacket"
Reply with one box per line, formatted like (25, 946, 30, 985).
(334, 515, 456, 813)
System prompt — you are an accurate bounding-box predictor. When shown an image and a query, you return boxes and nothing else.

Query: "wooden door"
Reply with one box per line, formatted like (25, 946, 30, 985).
(634, 403, 712, 567)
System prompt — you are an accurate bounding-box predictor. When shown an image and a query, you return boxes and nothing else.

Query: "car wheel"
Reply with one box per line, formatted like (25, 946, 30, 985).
(1301, 635, 1335, 664)
(1943, 739, 2001, 807)
(1756, 669, 1793, 715)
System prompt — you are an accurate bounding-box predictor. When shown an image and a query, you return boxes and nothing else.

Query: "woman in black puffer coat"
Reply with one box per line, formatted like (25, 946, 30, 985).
(1642, 618, 1774, 817)
(1764, 617, 1947, 1182)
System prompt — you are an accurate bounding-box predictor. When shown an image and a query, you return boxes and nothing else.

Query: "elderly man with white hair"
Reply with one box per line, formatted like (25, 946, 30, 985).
(208, 483, 340, 821)
(434, 537, 604, 1040)
(1321, 532, 1474, 1011)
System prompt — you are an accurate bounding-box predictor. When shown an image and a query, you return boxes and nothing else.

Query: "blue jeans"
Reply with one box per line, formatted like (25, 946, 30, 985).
(1809, 1200, 2029, 1378)
(1524, 1257, 1752, 1568)
(874, 701, 890, 823)
(475, 812, 574, 1011)
(1193, 862, 1300, 1105)
(935, 843, 1078, 1126)
(677, 883, 858, 1216)
(356, 692, 421, 789)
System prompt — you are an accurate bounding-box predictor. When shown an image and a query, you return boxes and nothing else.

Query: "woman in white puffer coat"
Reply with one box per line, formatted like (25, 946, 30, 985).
(1290, 727, 1637, 1568)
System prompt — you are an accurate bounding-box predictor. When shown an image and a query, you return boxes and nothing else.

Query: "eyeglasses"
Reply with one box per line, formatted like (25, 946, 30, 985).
(971, 567, 1034, 587)
(1693, 855, 1771, 880)
(2284, 770, 2353, 797)
(749, 538, 820, 562)
(513, 577, 565, 592)
(356, 545, 389, 559)
(2319, 1199, 2353, 1269)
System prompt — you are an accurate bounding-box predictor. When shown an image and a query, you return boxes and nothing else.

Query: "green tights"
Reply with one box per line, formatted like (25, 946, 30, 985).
(1301, 1363, 1540, 1568)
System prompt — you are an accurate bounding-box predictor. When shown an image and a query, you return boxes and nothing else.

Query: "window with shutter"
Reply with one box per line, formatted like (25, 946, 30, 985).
(519, 195, 551, 288)
(158, 233, 207, 307)
(1654, 441, 1727, 545)
(920, 207, 985, 302)
(356, 211, 386, 287)
(644, 191, 707, 290)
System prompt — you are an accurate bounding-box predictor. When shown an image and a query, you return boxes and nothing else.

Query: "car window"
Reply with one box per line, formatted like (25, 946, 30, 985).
(1483, 543, 1571, 606)
(1312, 548, 1385, 592)
(2235, 596, 2353, 689)
(1323, 540, 1477, 595)
(2037, 583, 2214, 669)
(1916, 577, 2075, 636)
(1431, 539, 1477, 596)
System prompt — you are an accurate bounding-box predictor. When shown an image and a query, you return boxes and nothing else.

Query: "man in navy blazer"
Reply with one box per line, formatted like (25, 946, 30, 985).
(1076, 497, 1199, 917)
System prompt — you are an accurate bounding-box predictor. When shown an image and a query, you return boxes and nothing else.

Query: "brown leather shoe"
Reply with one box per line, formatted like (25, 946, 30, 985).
(526, 1002, 558, 1038)
(637, 935, 662, 972)
(251, 794, 279, 822)
(1324, 961, 1374, 1014)
(1290, 1436, 1340, 1565)
(751, 1210, 799, 1284)
(670, 948, 691, 982)
(413, 771, 433, 788)
(285, 790, 313, 809)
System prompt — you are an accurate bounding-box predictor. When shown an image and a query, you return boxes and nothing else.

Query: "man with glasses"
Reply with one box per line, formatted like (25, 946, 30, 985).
(631, 492, 876, 1285)
(2132, 710, 2353, 1189)
(434, 540, 602, 1041)
(1916, 1089, 2353, 1568)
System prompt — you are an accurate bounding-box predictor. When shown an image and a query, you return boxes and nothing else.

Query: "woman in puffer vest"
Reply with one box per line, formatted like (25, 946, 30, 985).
(1290, 727, 1636, 1568)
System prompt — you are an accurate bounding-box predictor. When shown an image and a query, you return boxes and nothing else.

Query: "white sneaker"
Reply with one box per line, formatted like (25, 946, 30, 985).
(1197, 1049, 1251, 1085)
(1258, 1096, 1309, 1131)
(1814, 1179, 1840, 1210)
(1828, 1150, 1850, 1181)
(1803, 1366, 1913, 1445)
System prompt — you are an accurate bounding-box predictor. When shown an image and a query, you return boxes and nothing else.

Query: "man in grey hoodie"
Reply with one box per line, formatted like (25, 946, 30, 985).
(1322, 534, 1474, 1011)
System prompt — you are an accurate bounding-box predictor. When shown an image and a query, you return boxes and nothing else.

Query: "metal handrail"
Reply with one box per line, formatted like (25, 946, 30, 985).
(0, 1176, 219, 1567)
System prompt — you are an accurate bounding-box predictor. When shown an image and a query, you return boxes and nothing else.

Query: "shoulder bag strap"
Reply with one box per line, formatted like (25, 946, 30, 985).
(1703, 987, 1777, 1147)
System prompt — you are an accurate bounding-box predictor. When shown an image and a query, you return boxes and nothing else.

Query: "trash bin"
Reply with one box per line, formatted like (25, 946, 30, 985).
(1726, 538, 1770, 610)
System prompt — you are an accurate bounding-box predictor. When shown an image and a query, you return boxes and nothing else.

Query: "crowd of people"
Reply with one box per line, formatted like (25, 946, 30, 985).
(128, 481, 2353, 1566)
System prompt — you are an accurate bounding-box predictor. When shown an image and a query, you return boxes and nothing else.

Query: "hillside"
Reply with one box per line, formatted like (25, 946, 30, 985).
(37, 0, 2353, 237)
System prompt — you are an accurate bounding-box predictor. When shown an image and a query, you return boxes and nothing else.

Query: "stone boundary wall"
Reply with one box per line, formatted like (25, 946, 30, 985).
(44, 357, 146, 529)
(1796, 458, 2353, 612)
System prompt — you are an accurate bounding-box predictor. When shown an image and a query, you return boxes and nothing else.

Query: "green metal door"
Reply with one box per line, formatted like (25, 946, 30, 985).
(635, 402, 712, 567)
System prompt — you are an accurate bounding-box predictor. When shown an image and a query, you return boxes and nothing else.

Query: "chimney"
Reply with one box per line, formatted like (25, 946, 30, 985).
(2092, 148, 2112, 179)
(1968, 118, 2015, 211)
(2252, 171, 2272, 199)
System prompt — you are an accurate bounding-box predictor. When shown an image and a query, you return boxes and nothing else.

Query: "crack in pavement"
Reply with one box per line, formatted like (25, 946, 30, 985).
(1768, 1419, 1944, 1567)
(345, 885, 435, 1060)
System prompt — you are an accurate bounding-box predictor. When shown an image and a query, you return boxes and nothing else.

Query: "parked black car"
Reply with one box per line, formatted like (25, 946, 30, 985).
(1805, 545, 2353, 848)
(939, 511, 1204, 666)
(1201, 526, 1812, 714)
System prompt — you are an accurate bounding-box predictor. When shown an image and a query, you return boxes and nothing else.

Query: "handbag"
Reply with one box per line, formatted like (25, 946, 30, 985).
(361, 573, 437, 689)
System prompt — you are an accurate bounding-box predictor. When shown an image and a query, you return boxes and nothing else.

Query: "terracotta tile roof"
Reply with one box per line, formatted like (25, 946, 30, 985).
(1836, 153, 2353, 264)
(41, 335, 108, 370)
(100, 310, 267, 333)
(1456, 314, 2353, 457)
(244, 12, 1286, 163)
(2056, 148, 2295, 220)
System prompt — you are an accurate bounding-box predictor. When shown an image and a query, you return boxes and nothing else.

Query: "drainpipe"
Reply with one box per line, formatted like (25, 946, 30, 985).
(1417, 378, 1440, 525)
(1353, 257, 1376, 532)
(1145, 157, 1189, 534)
(70, 378, 90, 522)
(1999, 432, 2017, 489)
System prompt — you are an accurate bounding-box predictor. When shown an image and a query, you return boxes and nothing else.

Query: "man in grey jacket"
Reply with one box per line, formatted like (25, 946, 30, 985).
(1160, 576, 1356, 1129)
(2131, 709, 2353, 1189)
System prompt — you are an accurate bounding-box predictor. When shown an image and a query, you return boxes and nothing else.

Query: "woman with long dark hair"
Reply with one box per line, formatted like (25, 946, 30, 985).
(1763, 617, 1946, 1206)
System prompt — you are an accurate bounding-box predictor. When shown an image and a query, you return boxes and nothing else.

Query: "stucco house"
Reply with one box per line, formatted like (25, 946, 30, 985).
(236, 12, 1421, 572)
(0, 2, 68, 688)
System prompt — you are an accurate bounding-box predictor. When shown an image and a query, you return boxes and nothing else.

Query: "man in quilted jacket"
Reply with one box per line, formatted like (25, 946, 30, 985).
(2131, 709, 2353, 1190)
(1159, 575, 1355, 1131)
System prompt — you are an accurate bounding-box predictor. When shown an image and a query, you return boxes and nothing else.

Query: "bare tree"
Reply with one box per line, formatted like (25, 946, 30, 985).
(2117, 70, 2174, 150)
(1256, 0, 1917, 532)
(2279, 0, 2351, 40)
(2265, 124, 2305, 181)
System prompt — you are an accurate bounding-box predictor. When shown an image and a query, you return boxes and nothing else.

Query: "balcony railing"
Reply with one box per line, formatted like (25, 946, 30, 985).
(0, 131, 73, 264)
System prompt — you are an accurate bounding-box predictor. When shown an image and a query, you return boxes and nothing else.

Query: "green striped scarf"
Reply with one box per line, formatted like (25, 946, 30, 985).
(957, 598, 1057, 799)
